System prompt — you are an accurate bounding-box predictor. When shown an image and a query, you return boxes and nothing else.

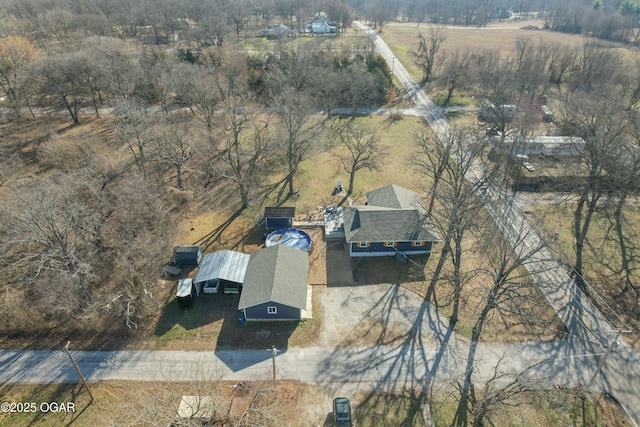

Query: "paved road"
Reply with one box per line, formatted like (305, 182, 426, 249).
(354, 21, 640, 425)
(0, 332, 627, 394)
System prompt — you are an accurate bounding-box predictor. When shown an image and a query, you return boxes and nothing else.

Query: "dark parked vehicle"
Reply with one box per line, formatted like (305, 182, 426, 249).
(333, 397, 353, 426)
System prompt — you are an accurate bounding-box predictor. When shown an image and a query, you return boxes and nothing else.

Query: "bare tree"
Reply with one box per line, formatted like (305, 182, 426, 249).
(150, 117, 194, 190)
(32, 53, 86, 124)
(201, 51, 275, 208)
(413, 26, 446, 83)
(32, 50, 106, 124)
(558, 91, 628, 280)
(546, 43, 579, 86)
(509, 38, 551, 101)
(463, 353, 542, 426)
(413, 127, 485, 323)
(275, 88, 324, 197)
(173, 63, 220, 132)
(226, 0, 252, 41)
(112, 99, 157, 178)
(367, 0, 393, 30)
(82, 36, 136, 101)
(568, 42, 624, 93)
(325, 0, 353, 34)
(603, 112, 640, 294)
(453, 215, 552, 426)
(439, 48, 472, 107)
(331, 119, 386, 196)
(0, 180, 100, 316)
(101, 174, 175, 330)
(0, 36, 38, 115)
(209, 111, 275, 208)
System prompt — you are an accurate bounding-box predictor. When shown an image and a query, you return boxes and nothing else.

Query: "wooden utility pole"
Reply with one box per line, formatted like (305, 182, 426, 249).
(64, 341, 95, 402)
(269, 346, 278, 388)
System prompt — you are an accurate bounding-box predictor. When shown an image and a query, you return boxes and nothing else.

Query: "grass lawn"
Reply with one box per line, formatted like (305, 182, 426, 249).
(147, 284, 322, 351)
(269, 114, 435, 219)
(0, 381, 629, 427)
(428, 387, 629, 427)
(525, 201, 640, 345)
(379, 20, 593, 86)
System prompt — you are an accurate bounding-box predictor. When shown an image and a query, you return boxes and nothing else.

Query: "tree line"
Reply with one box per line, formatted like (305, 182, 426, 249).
(0, 0, 352, 48)
(353, 0, 640, 45)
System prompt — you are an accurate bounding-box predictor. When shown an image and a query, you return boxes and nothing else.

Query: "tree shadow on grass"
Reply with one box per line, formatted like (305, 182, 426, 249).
(0, 381, 94, 426)
(192, 207, 246, 252)
(153, 293, 239, 338)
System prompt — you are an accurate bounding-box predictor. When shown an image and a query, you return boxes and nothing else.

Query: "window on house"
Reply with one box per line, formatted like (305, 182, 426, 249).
(356, 242, 369, 248)
(385, 242, 395, 247)
(267, 306, 277, 315)
(412, 241, 424, 247)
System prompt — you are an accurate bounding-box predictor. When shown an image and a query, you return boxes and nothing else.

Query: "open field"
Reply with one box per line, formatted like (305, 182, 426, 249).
(379, 20, 601, 85)
(0, 380, 629, 427)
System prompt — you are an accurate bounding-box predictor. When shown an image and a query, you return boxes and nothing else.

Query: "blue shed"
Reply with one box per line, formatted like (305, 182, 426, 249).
(264, 207, 295, 230)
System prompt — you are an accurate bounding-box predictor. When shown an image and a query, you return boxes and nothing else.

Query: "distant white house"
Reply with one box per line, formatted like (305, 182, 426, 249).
(307, 20, 337, 34)
(490, 136, 586, 158)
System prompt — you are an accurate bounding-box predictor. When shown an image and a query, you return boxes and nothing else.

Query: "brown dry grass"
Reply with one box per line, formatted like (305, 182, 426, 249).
(381, 20, 593, 84)
(347, 201, 562, 343)
(291, 114, 435, 215)
(0, 380, 327, 427)
(524, 202, 640, 347)
(0, 380, 630, 427)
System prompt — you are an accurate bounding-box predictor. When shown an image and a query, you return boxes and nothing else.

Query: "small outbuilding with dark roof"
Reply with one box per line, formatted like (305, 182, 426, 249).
(239, 245, 309, 321)
(172, 245, 202, 265)
(264, 206, 295, 230)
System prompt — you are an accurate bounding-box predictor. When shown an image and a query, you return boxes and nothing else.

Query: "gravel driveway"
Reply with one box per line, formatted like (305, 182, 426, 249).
(315, 283, 451, 348)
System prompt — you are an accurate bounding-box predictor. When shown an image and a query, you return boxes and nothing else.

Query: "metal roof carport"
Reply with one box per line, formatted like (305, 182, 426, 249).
(194, 250, 250, 293)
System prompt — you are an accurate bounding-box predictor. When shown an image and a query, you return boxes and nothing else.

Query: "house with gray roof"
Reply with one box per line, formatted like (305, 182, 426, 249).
(342, 184, 439, 257)
(238, 245, 308, 321)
